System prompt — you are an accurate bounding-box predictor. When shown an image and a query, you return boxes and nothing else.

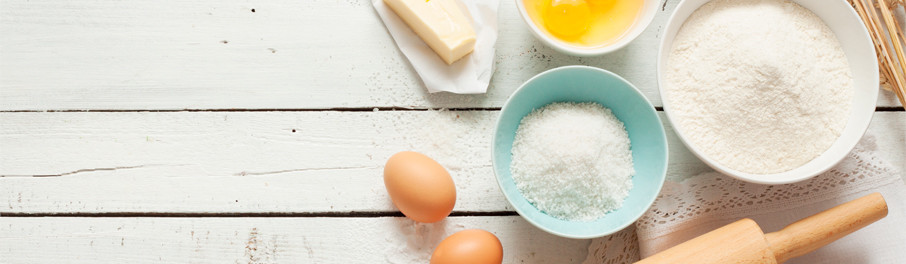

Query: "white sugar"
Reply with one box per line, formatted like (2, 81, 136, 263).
(510, 102, 634, 221)
(665, 0, 853, 174)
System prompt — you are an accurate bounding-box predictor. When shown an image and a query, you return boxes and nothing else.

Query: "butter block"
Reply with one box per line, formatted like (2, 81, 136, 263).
(384, 0, 477, 65)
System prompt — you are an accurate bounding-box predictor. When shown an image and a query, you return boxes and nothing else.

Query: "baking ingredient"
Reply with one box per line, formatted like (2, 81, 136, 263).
(384, 151, 456, 223)
(510, 102, 634, 221)
(430, 229, 503, 264)
(383, 0, 477, 65)
(665, 0, 853, 174)
(523, 0, 644, 47)
(543, 0, 591, 37)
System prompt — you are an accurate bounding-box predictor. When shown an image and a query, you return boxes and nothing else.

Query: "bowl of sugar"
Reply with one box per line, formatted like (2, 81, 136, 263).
(492, 66, 668, 239)
(658, 0, 879, 184)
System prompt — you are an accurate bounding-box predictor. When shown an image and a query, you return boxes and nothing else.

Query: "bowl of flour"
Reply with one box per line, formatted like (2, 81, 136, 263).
(492, 66, 668, 238)
(658, 0, 879, 184)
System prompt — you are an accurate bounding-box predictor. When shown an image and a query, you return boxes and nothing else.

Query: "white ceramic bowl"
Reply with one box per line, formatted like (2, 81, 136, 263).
(657, 0, 879, 185)
(515, 0, 659, 56)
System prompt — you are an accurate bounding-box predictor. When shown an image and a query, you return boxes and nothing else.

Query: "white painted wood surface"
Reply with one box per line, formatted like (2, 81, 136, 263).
(1, 112, 902, 213)
(0, 0, 901, 110)
(1, 0, 904, 263)
(0, 216, 604, 263)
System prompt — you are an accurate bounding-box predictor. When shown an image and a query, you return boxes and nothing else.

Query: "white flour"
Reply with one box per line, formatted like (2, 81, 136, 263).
(665, 0, 853, 174)
(510, 102, 634, 221)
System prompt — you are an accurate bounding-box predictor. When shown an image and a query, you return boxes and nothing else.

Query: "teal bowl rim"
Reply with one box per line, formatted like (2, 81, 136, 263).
(492, 65, 669, 239)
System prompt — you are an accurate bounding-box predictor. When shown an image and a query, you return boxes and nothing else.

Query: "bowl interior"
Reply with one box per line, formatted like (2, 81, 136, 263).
(657, 0, 879, 184)
(493, 66, 668, 238)
(514, 0, 660, 56)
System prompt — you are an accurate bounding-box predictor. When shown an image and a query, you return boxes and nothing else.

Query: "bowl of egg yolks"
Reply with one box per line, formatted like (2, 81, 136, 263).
(516, 0, 659, 56)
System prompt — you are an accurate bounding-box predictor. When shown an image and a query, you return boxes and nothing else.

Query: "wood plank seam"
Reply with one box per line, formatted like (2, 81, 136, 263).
(3, 107, 904, 113)
(0, 211, 519, 217)
(0, 107, 506, 113)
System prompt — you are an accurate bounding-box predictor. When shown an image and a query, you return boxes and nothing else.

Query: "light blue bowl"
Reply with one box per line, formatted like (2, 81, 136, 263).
(493, 66, 668, 239)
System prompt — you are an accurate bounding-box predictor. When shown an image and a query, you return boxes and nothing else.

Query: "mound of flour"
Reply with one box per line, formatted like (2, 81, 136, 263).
(665, 0, 853, 174)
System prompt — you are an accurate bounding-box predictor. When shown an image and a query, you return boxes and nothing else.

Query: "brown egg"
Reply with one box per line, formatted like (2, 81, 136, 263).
(384, 151, 456, 223)
(431, 229, 504, 264)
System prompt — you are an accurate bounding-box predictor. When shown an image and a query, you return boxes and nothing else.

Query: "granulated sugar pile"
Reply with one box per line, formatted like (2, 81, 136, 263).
(665, 0, 853, 174)
(510, 102, 634, 221)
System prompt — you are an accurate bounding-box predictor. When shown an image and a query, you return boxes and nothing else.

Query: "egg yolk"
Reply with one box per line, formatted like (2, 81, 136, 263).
(587, 0, 616, 7)
(544, 0, 591, 38)
(525, 0, 644, 47)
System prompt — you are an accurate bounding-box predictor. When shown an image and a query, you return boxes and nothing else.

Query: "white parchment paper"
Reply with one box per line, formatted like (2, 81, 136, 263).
(373, 0, 500, 94)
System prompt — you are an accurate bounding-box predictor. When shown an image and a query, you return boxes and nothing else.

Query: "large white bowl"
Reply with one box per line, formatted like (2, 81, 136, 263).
(515, 0, 660, 56)
(657, 0, 879, 184)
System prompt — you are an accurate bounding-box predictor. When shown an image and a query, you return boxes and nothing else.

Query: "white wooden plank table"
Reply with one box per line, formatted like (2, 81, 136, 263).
(1, 0, 903, 263)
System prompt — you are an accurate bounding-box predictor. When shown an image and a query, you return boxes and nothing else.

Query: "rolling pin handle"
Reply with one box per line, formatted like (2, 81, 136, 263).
(764, 192, 888, 263)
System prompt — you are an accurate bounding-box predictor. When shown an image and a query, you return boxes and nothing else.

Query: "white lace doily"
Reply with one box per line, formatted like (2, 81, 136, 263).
(581, 226, 639, 264)
(583, 137, 905, 263)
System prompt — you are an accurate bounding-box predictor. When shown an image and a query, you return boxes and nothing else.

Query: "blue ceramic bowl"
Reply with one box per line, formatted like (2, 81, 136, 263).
(492, 66, 668, 239)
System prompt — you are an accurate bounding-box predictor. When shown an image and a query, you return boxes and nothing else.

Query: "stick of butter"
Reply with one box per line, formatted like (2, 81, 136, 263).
(384, 0, 477, 65)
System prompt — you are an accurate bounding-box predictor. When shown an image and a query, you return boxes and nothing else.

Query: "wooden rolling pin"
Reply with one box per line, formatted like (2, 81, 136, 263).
(636, 192, 888, 264)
